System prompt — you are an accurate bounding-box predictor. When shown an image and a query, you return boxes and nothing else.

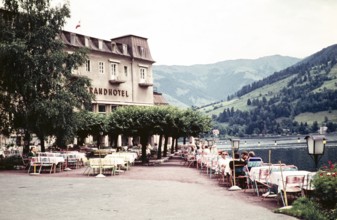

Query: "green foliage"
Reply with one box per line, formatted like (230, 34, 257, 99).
(0, 0, 93, 149)
(276, 197, 328, 220)
(313, 161, 337, 209)
(278, 162, 337, 219)
(73, 106, 212, 162)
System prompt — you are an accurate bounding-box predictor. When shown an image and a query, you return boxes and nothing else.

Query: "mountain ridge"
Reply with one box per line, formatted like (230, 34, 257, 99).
(200, 43, 337, 136)
(153, 55, 300, 107)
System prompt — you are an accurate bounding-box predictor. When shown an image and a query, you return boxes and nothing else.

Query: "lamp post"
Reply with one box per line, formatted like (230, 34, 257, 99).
(305, 135, 326, 170)
(229, 138, 240, 191)
(96, 130, 106, 178)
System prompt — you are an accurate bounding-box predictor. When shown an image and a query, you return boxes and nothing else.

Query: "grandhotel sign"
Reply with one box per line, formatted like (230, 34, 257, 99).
(89, 87, 129, 97)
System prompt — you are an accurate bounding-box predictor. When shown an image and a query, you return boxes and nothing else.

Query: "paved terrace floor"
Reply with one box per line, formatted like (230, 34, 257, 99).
(0, 157, 297, 220)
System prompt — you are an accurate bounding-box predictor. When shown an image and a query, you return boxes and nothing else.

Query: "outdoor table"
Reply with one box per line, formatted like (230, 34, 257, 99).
(269, 170, 312, 193)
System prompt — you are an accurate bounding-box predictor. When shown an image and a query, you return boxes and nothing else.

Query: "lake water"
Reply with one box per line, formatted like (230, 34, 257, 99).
(216, 134, 337, 171)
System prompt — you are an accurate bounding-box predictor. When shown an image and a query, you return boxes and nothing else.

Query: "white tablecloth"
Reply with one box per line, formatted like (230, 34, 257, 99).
(249, 165, 299, 182)
(269, 170, 313, 192)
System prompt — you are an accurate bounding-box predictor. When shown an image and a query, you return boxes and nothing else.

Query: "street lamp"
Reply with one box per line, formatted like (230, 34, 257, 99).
(231, 139, 240, 152)
(305, 135, 326, 169)
(229, 138, 240, 191)
(96, 130, 106, 178)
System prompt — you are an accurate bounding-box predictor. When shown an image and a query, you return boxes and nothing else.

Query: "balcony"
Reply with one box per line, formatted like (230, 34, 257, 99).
(109, 76, 126, 85)
(138, 79, 153, 87)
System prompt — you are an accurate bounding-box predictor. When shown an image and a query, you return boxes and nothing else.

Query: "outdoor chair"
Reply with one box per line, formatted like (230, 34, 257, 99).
(247, 157, 263, 171)
(229, 160, 248, 189)
(280, 175, 305, 206)
(39, 157, 54, 174)
(28, 157, 41, 174)
(85, 158, 101, 176)
(254, 167, 271, 197)
(301, 172, 316, 197)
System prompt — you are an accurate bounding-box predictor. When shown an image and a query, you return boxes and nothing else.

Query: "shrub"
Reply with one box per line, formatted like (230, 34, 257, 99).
(313, 161, 337, 209)
(278, 197, 328, 220)
(277, 161, 337, 219)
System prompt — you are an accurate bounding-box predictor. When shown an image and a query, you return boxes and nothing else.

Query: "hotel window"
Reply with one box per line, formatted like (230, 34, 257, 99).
(85, 60, 91, 72)
(99, 61, 104, 73)
(111, 63, 117, 78)
(140, 68, 146, 80)
(124, 66, 128, 77)
(98, 104, 106, 113)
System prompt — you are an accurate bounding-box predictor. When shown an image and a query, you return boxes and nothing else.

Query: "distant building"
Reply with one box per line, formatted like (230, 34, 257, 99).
(61, 31, 167, 112)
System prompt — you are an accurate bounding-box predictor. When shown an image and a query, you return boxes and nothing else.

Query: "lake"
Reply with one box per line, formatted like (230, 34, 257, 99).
(216, 133, 337, 171)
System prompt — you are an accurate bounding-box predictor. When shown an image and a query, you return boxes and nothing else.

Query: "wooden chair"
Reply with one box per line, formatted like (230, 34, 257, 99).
(229, 160, 248, 188)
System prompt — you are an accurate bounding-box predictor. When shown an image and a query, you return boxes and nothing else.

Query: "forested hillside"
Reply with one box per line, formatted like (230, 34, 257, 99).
(207, 44, 337, 137)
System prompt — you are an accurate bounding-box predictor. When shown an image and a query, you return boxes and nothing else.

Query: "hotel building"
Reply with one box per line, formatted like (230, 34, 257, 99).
(60, 31, 167, 113)
(60, 31, 168, 146)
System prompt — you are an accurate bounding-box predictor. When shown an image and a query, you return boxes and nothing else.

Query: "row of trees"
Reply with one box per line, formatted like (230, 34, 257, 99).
(75, 106, 211, 163)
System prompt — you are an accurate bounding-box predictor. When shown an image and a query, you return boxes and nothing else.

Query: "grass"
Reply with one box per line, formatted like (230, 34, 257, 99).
(201, 75, 295, 116)
(294, 110, 337, 125)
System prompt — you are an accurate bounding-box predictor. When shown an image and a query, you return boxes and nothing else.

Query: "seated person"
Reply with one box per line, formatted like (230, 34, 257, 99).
(202, 145, 210, 155)
(28, 147, 37, 157)
(248, 151, 255, 157)
(218, 151, 230, 171)
(229, 153, 247, 176)
(240, 151, 249, 163)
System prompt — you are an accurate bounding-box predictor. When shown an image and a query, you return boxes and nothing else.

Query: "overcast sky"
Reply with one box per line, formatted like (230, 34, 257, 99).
(53, 0, 337, 65)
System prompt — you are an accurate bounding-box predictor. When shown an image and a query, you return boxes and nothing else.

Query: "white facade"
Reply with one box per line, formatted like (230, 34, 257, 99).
(61, 31, 155, 113)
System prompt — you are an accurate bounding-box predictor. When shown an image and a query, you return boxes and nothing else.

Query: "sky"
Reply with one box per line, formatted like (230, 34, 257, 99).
(51, 0, 337, 65)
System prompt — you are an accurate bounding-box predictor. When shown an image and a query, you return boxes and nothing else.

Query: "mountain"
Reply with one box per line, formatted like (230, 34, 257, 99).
(153, 55, 300, 107)
(200, 44, 337, 136)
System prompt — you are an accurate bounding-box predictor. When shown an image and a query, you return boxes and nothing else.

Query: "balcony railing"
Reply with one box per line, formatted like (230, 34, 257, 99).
(138, 79, 153, 87)
(109, 75, 126, 85)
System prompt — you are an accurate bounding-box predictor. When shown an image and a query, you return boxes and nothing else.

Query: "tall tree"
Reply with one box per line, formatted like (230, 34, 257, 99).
(0, 0, 93, 152)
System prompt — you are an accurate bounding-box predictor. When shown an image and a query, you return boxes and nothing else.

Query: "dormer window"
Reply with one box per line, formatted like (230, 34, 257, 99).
(138, 46, 144, 57)
(85, 37, 89, 47)
(122, 44, 128, 55)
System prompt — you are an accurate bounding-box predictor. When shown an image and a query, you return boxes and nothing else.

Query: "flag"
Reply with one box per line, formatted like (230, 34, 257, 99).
(75, 21, 81, 29)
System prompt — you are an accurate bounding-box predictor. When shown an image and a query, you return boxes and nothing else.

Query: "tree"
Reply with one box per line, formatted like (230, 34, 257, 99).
(311, 121, 319, 133)
(247, 98, 252, 106)
(0, 0, 93, 152)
